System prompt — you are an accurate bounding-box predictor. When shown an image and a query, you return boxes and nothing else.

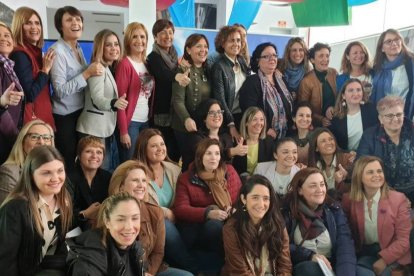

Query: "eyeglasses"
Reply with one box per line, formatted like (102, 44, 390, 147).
(383, 38, 401, 46)
(26, 133, 54, 142)
(259, 54, 278, 61)
(207, 110, 224, 117)
(382, 112, 404, 121)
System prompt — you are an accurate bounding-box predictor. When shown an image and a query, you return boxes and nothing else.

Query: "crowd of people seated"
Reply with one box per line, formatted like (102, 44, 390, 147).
(1, 5, 414, 276)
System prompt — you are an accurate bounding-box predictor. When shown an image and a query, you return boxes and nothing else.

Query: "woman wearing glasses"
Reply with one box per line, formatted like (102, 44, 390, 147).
(0, 120, 54, 204)
(371, 29, 414, 120)
(239, 42, 294, 140)
(357, 95, 414, 204)
(171, 34, 211, 157)
(182, 99, 239, 172)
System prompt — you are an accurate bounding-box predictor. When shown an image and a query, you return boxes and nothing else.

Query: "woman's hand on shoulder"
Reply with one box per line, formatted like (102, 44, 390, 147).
(41, 48, 56, 74)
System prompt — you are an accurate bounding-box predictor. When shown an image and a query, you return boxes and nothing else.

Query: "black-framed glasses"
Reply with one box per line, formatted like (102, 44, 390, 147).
(259, 54, 278, 61)
(382, 112, 404, 121)
(207, 110, 224, 117)
(26, 133, 54, 142)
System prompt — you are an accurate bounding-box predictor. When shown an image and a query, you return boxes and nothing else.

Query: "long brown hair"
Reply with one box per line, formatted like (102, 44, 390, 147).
(132, 128, 173, 178)
(333, 78, 368, 119)
(373, 28, 414, 71)
(308, 127, 342, 169)
(279, 37, 311, 73)
(232, 174, 285, 260)
(2, 146, 72, 238)
(194, 138, 225, 173)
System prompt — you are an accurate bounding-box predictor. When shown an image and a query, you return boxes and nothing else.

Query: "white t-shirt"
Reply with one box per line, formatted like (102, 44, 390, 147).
(128, 57, 154, 122)
(347, 111, 363, 151)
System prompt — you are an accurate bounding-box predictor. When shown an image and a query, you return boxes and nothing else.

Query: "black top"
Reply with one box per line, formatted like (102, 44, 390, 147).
(147, 51, 179, 116)
(232, 136, 274, 175)
(0, 199, 66, 276)
(69, 164, 111, 230)
(66, 228, 145, 276)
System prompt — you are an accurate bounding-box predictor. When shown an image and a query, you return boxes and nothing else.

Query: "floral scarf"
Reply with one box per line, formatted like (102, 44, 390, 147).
(258, 70, 293, 139)
(0, 54, 23, 92)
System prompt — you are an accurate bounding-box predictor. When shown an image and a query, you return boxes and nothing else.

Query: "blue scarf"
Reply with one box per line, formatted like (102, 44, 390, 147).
(284, 64, 305, 92)
(371, 54, 404, 104)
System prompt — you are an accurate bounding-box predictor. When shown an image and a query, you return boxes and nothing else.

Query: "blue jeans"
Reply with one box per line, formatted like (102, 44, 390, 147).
(118, 121, 148, 162)
(102, 134, 119, 172)
(164, 219, 197, 273)
(156, 267, 193, 276)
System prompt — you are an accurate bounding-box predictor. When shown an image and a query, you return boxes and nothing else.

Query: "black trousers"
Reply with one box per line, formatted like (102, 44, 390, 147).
(53, 109, 82, 173)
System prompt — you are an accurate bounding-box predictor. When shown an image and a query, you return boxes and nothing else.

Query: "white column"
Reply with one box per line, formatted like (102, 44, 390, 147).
(128, 0, 156, 47)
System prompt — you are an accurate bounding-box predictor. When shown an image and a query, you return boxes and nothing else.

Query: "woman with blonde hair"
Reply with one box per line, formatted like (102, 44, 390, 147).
(279, 37, 311, 94)
(66, 192, 145, 275)
(232, 106, 274, 175)
(108, 160, 192, 275)
(342, 156, 411, 275)
(11, 6, 56, 128)
(116, 22, 155, 162)
(336, 41, 373, 93)
(0, 119, 54, 204)
(77, 29, 125, 171)
(0, 146, 73, 275)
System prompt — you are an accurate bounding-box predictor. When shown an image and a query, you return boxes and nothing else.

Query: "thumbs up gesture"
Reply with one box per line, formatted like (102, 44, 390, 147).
(175, 68, 191, 87)
(0, 83, 24, 107)
(114, 94, 128, 110)
(334, 163, 348, 183)
(230, 137, 248, 157)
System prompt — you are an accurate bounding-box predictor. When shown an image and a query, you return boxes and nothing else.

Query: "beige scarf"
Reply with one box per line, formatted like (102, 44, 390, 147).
(198, 167, 231, 210)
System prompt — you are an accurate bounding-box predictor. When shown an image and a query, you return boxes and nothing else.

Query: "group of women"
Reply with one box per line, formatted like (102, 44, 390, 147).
(0, 3, 414, 276)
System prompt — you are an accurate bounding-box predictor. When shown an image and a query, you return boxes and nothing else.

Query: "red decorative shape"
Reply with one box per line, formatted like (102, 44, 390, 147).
(100, 0, 128, 8)
(157, 0, 176, 10)
(100, 0, 176, 10)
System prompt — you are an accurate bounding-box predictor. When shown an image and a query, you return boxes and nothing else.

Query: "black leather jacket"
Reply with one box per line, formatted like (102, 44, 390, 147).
(66, 229, 145, 276)
(211, 54, 250, 125)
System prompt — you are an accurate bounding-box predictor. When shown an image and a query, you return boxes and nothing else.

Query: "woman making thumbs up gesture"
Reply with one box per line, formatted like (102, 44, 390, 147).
(171, 33, 212, 160)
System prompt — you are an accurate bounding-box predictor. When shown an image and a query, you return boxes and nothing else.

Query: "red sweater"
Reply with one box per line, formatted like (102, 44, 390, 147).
(173, 164, 242, 223)
(115, 57, 155, 135)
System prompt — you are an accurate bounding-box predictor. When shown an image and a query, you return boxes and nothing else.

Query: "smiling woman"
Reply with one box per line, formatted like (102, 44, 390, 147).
(66, 192, 145, 276)
(0, 146, 72, 275)
(69, 136, 111, 231)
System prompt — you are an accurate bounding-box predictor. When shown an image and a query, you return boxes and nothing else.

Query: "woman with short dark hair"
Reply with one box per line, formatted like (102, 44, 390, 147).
(298, 42, 338, 127)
